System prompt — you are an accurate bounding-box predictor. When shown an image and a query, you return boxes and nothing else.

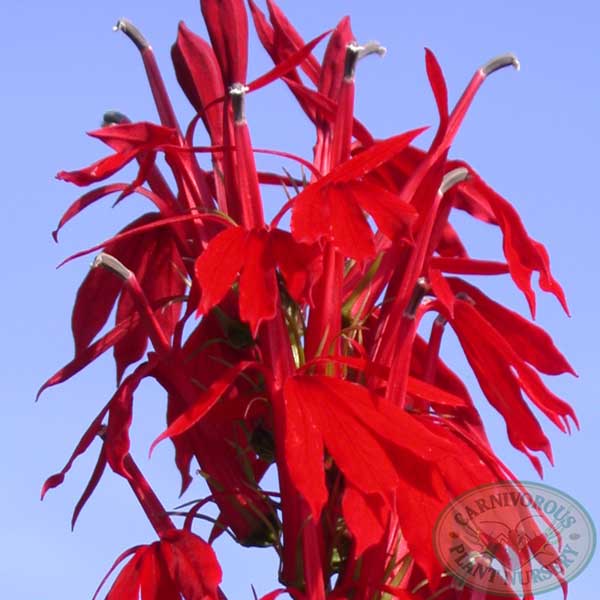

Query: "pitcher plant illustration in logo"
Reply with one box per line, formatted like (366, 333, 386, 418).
(434, 481, 595, 596)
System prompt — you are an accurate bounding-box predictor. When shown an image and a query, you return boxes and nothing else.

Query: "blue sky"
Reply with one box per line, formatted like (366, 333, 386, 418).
(1, 1, 598, 598)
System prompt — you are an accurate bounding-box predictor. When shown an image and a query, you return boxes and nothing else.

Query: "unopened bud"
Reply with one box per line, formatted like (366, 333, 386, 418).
(102, 111, 130, 127)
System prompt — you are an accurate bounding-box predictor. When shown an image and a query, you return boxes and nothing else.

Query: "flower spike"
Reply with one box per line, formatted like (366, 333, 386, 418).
(45, 5, 576, 600)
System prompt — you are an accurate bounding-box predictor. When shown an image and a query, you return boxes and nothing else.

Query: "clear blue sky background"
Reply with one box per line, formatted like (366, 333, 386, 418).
(1, 1, 598, 598)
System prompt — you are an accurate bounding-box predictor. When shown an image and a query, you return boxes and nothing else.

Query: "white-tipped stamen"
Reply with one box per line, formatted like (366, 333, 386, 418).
(113, 18, 150, 52)
(93, 252, 131, 280)
(344, 40, 386, 80)
(229, 82, 250, 123)
(481, 52, 520, 76)
(358, 40, 387, 60)
(440, 167, 469, 195)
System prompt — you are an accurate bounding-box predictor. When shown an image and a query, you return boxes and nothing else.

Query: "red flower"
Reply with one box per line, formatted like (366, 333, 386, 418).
(282, 375, 453, 524)
(96, 529, 222, 600)
(195, 225, 322, 335)
(291, 130, 421, 259)
(447, 296, 577, 475)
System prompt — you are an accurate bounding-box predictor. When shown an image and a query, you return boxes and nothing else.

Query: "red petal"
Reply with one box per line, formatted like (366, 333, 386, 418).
(239, 230, 278, 335)
(451, 293, 577, 435)
(71, 265, 124, 354)
(425, 48, 449, 131)
(195, 226, 247, 314)
(89, 121, 178, 150)
(71, 212, 158, 353)
(37, 315, 137, 399)
(428, 267, 456, 317)
(139, 544, 180, 600)
(52, 183, 127, 241)
(282, 377, 328, 519)
(166, 392, 194, 496)
(71, 446, 107, 530)
(517, 366, 579, 434)
(147, 232, 185, 340)
(247, 30, 330, 93)
(290, 185, 331, 245)
(171, 22, 224, 143)
(290, 377, 406, 497)
(329, 186, 375, 259)
(149, 360, 257, 455)
(58, 211, 224, 268)
(332, 128, 427, 183)
(248, 0, 275, 55)
(57, 123, 177, 187)
(160, 529, 222, 600)
(284, 79, 373, 146)
(410, 335, 483, 429)
(105, 361, 155, 475)
(342, 485, 386, 555)
(350, 180, 418, 240)
(56, 148, 138, 186)
(266, 0, 320, 83)
(269, 229, 322, 305)
(258, 591, 292, 600)
(201, 0, 248, 84)
(448, 278, 575, 375)
(113, 237, 158, 381)
(104, 547, 148, 600)
(318, 16, 353, 100)
(463, 173, 568, 316)
(115, 228, 185, 380)
(436, 222, 468, 257)
(406, 376, 468, 409)
(429, 257, 509, 275)
(41, 402, 109, 499)
(452, 301, 554, 473)
(93, 545, 146, 600)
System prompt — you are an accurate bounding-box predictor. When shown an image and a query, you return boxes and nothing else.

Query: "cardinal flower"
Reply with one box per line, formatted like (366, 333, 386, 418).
(290, 130, 421, 259)
(95, 529, 222, 600)
(43, 1, 578, 599)
(195, 225, 322, 335)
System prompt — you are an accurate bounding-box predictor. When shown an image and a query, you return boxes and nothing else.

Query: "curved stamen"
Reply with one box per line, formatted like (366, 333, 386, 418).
(344, 40, 387, 80)
(113, 18, 149, 51)
(440, 167, 469, 195)
(481, 52, 520, 76)
(93, 252, 131, 280)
